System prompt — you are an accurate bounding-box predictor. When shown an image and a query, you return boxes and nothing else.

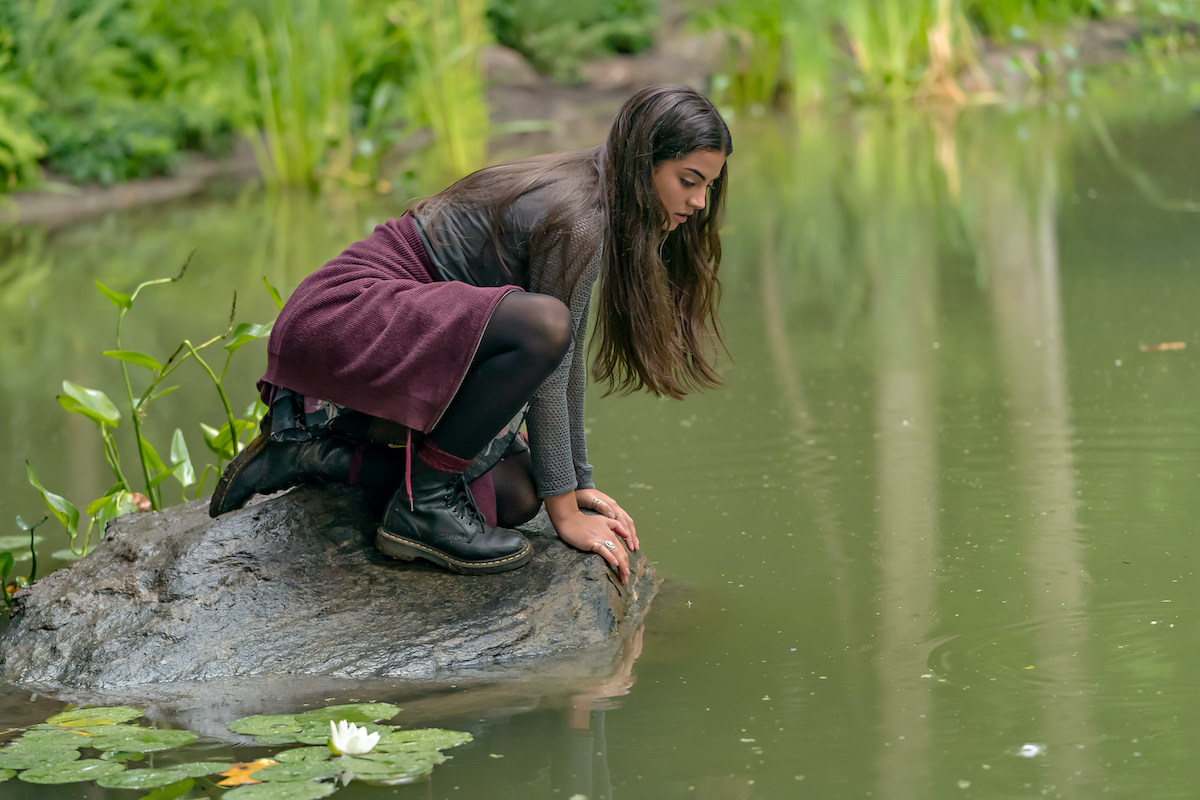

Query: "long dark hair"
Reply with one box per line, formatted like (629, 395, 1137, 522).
(412, 84, 732, 399)
(593, 84, 732, 399)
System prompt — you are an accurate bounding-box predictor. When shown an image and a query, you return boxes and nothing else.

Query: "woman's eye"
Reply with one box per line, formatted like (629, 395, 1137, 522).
(681, 179, 695, 188)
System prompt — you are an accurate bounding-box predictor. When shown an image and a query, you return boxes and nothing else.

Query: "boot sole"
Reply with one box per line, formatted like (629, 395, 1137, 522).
(375, 527, 532, 574)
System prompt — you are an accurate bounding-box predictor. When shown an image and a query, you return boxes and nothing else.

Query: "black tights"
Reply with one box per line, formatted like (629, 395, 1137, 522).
(427, 291, 571, 463)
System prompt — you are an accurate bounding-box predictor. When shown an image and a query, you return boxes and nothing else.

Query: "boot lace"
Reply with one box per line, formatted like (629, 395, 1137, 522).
(443, 475, 483, 526)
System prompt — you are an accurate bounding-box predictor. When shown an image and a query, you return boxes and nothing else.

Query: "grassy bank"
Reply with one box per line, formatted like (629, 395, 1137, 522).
(0, 0, 1196, 197)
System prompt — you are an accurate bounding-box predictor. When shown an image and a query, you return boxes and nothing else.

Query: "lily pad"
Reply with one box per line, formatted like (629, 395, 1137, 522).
(336, 749, 445, 779)
(224, 781, 337, 799)
(18, 758, 126, 783)
(100, 750, 145, 762)
(19, 727, 94, 746)
(294, 703, 400, 726)
(46, 706, 144, 726)
(0, 534, 45, 549)
(0, 768, 14, 782)
(138, 778, 195, 799)
(168, 760, 233, 777)
(23, 723, 141, 744)
(254, 733, 305, 746)
(275, 747, 334, 763)
(376, 728, 473, 752)
(90, 728, 197, 752)
(65, 723, 148, 736)
(0, 744, 82, 769)
(255, 760, 344, 782)
(228, 714, 301, 736)
(96, 767, 192, 789)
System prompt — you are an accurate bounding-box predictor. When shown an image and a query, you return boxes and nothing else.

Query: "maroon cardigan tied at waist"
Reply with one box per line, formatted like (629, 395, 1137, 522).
(259, 214, 518, 434)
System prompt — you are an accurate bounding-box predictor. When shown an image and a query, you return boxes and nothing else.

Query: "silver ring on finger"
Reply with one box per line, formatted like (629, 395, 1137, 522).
(591, 497, 603, 510)
(603, 540, 617, 552)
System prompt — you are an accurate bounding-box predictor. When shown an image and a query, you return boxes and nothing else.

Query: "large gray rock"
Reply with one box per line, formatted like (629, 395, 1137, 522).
(0, 487, 657, 690)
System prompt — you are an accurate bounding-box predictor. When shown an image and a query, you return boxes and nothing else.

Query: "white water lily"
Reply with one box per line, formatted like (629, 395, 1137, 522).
(328, 719, 381, 756)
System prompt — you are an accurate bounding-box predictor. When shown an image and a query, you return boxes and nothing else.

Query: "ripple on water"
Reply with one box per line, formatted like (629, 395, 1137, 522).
(927, 600, 1198, 706)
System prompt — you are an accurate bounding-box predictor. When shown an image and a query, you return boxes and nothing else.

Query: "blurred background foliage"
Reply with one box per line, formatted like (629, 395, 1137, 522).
(0, 0, 1198, 194)
(698, 0, 1200, 107)
(0, 0, 658, 194)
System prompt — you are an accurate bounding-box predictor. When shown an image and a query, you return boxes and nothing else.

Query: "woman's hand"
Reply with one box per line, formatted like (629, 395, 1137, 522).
(574, 489, 638, 551)
(545, 493, 634, 584)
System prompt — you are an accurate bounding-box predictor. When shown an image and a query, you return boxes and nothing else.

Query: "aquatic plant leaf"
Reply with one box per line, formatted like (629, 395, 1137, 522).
(0, 535, 44, 550)
(224, 781, 337, 799)
(96, 767, 192, 788)
(0, 749, 73, 770)
(0, 551, 11, 578)
(201, 421, 254, 460)
(375, 728, 472, 752)
(19, 727, 94, 746)
(255, 760, 343, 782)
(335, 749, 444, 778)
(0, 767, 13, 781)
(217, 758, 279, 786)
(146, 385, 180, 404)
(50, 549, 84, 561)
(256, 733, 304, 745)
(47, 706, 145, 725)
(26, 463, 80, 535)
(138, 434, 170, 474)
(95, 280, 132, 310)
(58, 381, 121, 428)
(294, 703, 401, 726)
(85, 490, 139, 522)
(100, 750, 145, 762)
(167, 761, 232, 777)
(227, 714, 301, 736)
(90, 728, 197, 752)
(275, 747, 334, 763)
(169, 429, 196, 487)
(18, 757, 125, 783)
(103, 350, 164, 372)
(264, 276, 285, 311)
(225, 321, 274, 354)
(0, 744, 81, 770)
(65, 723, 157, 737)
(136, 777, 194, 799)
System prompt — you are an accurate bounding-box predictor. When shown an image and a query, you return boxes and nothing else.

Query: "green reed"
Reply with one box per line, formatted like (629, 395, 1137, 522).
(394, 0, 490, 185)
(700, 0, 1193, 106)
(235, 0, 488, 189)
(238, 0, 356, 188)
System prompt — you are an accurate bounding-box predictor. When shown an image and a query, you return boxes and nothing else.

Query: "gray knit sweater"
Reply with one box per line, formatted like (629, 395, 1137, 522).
(411, 186, 602, 497)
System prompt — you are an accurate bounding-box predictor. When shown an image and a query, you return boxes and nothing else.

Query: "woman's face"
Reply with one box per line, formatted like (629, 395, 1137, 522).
(652, 149, 727, 231)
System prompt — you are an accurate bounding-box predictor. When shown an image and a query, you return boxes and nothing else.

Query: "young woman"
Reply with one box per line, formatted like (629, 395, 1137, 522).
(209, 84, 732, 585)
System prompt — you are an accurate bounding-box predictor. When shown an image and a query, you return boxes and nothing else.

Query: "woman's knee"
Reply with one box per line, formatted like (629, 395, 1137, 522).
(492, 452, 542, 527)
(497, 292, 572, 368)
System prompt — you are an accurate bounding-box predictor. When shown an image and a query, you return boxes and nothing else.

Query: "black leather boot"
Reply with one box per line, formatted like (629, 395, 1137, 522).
(209, 387, 406, 518)
(208, 431, 404, 517)
(375, 464, 532, 574)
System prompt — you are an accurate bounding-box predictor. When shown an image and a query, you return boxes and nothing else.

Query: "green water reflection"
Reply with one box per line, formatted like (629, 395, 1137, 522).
(4, 86, 1200, 798)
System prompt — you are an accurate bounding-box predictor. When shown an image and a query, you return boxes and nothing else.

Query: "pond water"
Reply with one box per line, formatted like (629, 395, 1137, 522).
(3, 78, 1200, 798)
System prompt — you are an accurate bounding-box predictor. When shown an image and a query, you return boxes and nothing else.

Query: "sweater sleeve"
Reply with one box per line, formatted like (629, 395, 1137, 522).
(526, 223, 602, 497)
